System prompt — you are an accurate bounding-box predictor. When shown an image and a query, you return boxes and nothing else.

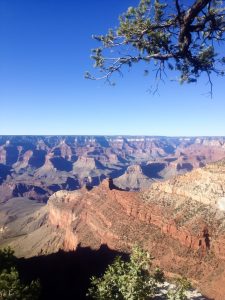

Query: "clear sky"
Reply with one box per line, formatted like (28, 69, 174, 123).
(0, 0, 225, 136)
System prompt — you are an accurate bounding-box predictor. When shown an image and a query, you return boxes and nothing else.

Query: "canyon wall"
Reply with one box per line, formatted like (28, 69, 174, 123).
(1, 136, 225, 201)
(45, 160, 225, 299)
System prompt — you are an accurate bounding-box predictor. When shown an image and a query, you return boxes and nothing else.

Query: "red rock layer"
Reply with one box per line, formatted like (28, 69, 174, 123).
(47, 162, 225, 300)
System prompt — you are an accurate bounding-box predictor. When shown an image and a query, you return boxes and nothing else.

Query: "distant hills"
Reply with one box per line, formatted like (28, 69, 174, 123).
(1, 135, 225, 202)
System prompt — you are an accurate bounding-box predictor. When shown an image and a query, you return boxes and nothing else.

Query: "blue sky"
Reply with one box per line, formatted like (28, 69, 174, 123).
(0, 0, 225, 136)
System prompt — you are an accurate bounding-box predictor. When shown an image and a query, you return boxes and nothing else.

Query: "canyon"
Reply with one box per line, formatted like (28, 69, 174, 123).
(1, 136, 225, 299)
(1, 135, 225, 202)
(0, 161, 225, 298)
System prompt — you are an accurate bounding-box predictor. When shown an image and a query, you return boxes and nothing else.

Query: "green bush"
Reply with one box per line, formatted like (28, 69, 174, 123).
(0, 247, 16, 272)
(167, 277, 192, 300)
(88, 246, 192, 300)
(88, 245, 164, 300)
(0, 247, 40, 300)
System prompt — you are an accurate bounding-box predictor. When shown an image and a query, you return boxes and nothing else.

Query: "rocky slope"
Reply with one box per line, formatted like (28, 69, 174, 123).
(2, 159, 225, 299)
(113, 164, 154, 190)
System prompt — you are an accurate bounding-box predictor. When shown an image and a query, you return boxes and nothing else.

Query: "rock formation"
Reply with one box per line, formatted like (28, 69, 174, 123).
(0, 135, 225, 202)
(48, 167, 225, 299)
(2, 159, 225, 299)
(113, 164, 153, 190)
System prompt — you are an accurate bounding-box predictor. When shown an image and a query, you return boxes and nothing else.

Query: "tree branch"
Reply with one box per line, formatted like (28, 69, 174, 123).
(87, 0, 225, 97)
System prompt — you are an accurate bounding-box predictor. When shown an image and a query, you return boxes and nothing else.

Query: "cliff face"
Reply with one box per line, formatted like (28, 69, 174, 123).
(149, 160, 225, 209)
(44, 160, 225, 300)
(113, 164, 153, 191)
(48, 163, 225, 253)
(2, 160, 225, 298)
(2, 136, 225, 298)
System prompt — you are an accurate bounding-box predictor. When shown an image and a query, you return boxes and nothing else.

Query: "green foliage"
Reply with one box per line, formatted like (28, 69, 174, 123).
(88, 245, 164, 300)
(0, 247, 16, 272)
(167, 277, 192, 300)
(0, 247, 41, 300)
(88, 246, 193, 300)
(87, 0, 225, 96)
(0, 267, 40, 300)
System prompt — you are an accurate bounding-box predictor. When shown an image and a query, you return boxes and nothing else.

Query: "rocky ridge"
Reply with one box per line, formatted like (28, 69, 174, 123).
(2, 159, 225, 299)
(47, 162, 225, 299)
(113, 164, 154, 190)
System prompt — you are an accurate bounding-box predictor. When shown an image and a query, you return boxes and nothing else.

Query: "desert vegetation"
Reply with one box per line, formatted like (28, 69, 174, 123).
(0, 247, 40, 300)
(87, 0, 225, 97)
(88, 246, 192, 300)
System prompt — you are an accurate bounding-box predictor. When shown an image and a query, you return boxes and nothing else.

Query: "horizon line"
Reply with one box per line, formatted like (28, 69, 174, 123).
(0, 134, 225, 138)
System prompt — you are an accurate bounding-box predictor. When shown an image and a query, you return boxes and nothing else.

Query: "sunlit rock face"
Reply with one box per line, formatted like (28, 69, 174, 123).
(217, 197, 225, 211)
(45, 163, 225, 299)
(113, 164, 153, 191)
(1, 137, 225, 298)
(4, 158, 225, 299)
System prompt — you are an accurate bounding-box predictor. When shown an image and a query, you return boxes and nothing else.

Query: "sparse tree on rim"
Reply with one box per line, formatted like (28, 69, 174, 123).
(86, 0, 225, 96)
